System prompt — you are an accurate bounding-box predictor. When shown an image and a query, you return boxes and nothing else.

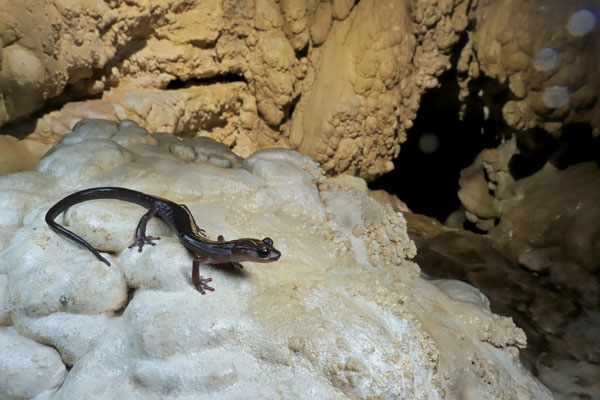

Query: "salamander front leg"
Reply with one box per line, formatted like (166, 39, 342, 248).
(217, 236, 242, 269)
(128, 207, 161, 252)
(192, 258, 215, 295)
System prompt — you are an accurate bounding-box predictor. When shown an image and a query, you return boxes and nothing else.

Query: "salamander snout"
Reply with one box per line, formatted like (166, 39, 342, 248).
(231, 237, 282, 263)
(257, 237, 281, 261)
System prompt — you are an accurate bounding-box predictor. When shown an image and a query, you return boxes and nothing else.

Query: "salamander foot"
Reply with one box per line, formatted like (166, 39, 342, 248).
(128, 235, 161, 252)
(194, 276, 215, 295)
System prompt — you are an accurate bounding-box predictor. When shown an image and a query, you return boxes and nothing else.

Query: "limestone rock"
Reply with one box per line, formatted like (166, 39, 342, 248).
(456, 135, 600, 277)
(0, 119, 550, 399)
(491, 162, 600, 275)
(405, 210, 600, 400)
(289, 0, 467, 179)
(0, 327, 67, 399)
(463, 0, 600, 135)
(1, 0, 471, 180)
(0, 135, 49, 175)
(309, 2, 333, 45)
(457, 152, 496, 224)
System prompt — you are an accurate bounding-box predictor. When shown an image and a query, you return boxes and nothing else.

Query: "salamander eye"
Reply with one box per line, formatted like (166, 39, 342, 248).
(257, 246, 269, 258)
(262, 237, 273, 246)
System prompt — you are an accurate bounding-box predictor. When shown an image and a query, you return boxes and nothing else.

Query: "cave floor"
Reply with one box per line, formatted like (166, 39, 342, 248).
(406, 212, 600, 400)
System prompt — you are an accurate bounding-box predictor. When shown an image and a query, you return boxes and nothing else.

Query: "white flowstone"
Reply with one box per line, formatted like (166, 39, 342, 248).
(0, 119, 551, 399)
(0, 327, 67, 399)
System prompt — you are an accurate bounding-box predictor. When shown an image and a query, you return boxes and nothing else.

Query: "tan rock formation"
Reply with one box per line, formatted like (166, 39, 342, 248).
(456, 136, 600, 276)
(289, 0, 470, 179)
(405, 211, 600, 400)
(490, 162, 600, 275)
(1, 0, 303, 155)
(0, 136, 49, 175)
(460, 0, 600, 136)
(1, 0, 471, 179)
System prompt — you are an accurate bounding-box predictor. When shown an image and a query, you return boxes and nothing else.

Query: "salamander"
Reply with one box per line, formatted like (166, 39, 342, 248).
(45, 187, 281, 294)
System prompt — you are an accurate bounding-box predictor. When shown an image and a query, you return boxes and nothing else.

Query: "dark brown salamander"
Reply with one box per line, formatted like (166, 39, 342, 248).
(45, 187, 281, 294)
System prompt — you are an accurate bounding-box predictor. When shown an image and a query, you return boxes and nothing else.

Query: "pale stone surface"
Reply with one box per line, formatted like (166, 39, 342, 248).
(280, 0, 310, 51)
(458, 152, 496, 227)
(0, 327, 67, 399)
(328, 173, 411, 213)
(309, 2, 333, 45)
(2, 0, 596, 183)
(29, 84, 258, 151)
(0, 119, 550, 398)
(290, 0, 415, 179)
(0, 0, 303, 156)
(0, 274, 9, 325)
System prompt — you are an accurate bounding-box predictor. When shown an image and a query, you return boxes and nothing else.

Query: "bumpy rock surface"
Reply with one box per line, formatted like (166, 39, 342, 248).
(406, 211, 600, 400)
(0, 119, 550, 399)
(460, 0, 600, 136)
(0, 0, 470, 179)
(0, 327, 66, 398)
(288, 0, 469, 179)
(2, 1, 598, 179)
(456, 136, 600, 276)
(491, 162, 600, 273)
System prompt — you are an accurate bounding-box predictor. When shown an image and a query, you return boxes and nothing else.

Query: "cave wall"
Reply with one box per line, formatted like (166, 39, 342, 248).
(2, 1, 598, 180)
(460, 0, 599, 134)
(1, 0, 469, 179)
(2, 2, 600, 398)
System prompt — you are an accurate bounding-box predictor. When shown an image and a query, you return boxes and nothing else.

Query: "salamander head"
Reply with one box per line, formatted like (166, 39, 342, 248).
(231, 237, 281, 263)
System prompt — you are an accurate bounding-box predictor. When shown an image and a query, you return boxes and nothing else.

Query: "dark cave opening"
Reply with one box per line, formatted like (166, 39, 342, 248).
(509, 122, 600, 180)
(294, 42, 310, 59)
(165, 73, 247, 90)
(369, 71, 504, 223)
(1, 83, 103, 140)
(509, 127, 559, 180)
(552, 123, 600, 169)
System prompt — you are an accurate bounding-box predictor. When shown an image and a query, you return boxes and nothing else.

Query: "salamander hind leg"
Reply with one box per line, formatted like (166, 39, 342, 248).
(192, 258, 215, 295)
(128, 207, 161, 252)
